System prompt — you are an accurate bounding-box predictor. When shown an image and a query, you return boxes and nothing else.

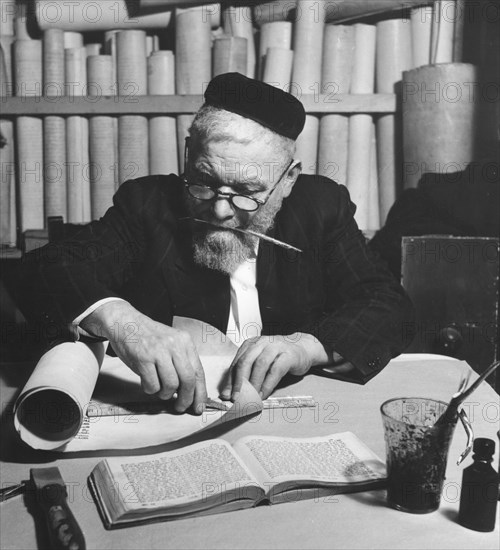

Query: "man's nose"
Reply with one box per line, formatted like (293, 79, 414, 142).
(212, 197, 235, 220)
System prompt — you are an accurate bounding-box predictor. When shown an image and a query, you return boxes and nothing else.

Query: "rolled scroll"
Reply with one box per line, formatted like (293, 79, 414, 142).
(116, 30, 149, 184)
(321, 24, 354, 95)
(411, 5, 432, 68)
(35, 0, 172, 31)
(176, 7, 211, 171)
(43, 29, 67, 222)
(402, 63, 478, 189)
(291, 0, 324, 98)
(222, 5, 256, 78)
(319, 25, 354, 185)
(346, 24, 376, 230)
(262, 47, 293, 91)
(291, 1, 324, 175)
(85, 43, 101, 57)
(14, 40, 44, 231)
(66, 47, 91, 222)
(175, 6, 212, 95)
(0, 39, 15, 245)
(258, 21, 292, 79)
(0, 0, 15, 37)
(64, 31, 83, 49)
(14, 341, 105, 451)
(148, 51, 179, 176)
(368, 121, 380, 231)
(253, 1, 432, 25)
(375, 18, 412, 223)
(213, 36, 247, 77)
(431, 0, 456, 64)
(318, 115, 348, 185)
(88, 55, 117, 219)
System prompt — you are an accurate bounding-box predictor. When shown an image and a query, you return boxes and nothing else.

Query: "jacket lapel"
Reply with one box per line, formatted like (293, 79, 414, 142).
(162, 230, 231, 335)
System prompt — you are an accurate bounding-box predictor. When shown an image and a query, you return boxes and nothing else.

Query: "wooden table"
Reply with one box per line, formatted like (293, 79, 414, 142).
(0, 354, 499, 549)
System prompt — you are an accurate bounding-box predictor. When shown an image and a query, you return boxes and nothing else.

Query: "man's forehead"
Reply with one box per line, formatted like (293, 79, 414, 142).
(192, 141, 283, 185)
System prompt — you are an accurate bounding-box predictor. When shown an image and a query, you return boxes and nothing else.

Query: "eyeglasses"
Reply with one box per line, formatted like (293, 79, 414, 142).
(182, 140, 295, 212)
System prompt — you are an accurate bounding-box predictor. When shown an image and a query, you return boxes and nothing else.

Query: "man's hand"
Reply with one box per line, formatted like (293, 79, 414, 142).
(80, 301, 207, 414)
(220, 333, 331, 400)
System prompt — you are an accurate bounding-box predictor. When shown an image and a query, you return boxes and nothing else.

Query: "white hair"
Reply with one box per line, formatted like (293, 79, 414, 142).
(188, 105, 295, 170)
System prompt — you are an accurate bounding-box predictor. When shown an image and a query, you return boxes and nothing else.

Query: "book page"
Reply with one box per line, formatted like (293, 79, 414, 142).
(100, 439, 262, 510)
(233, 432, 386, 485)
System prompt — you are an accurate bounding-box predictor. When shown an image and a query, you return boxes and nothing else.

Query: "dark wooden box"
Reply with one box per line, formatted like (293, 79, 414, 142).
(402, 236, 499, 393)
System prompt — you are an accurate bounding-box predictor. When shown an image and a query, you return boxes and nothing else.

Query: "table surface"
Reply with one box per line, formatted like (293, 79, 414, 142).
(1, 354, 499, 550)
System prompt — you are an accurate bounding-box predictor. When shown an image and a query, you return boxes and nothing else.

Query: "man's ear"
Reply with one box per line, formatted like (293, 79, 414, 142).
(281, 161, 302, 198)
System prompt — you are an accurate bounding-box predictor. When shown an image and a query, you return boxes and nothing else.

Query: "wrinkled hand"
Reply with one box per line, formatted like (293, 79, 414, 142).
(81, 301, 207, 414)
(221, 333, 326, 401)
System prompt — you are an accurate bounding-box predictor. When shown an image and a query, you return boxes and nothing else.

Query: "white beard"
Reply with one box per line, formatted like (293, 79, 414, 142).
(192, 229, 255, 275)
(190, 190, 285, 275)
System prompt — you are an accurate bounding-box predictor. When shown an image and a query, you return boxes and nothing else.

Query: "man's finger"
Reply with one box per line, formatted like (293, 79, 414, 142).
(135, 361, 161, 394)
(228, 343, 264, 399)
(191, 351, 208, 415)
(155, 359, 180, 400)
(220, 340, 256, 399)
(220, 378, 233, 400)
(248, 347, 282, 394)
(260, 355, 291, 399)
(170, 347, 197, 412)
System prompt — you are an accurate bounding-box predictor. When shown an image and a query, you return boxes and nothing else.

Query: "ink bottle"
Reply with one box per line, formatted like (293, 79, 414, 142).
(458, 438, 499, 532)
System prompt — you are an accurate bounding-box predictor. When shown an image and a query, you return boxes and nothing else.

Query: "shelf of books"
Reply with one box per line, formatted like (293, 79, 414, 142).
(0, 0, 466, 253)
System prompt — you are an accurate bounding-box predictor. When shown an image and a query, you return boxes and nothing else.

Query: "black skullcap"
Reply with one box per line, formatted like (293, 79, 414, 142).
(204, 72, 306, 140)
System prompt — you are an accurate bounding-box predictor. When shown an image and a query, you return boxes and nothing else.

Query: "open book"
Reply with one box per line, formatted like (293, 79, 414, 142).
(89, 431, 386, 528)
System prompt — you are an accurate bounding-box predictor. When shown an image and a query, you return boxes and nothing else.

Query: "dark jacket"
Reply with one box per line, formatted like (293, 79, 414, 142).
(13, 174, 415, 383)
(369, 159, 500, 279)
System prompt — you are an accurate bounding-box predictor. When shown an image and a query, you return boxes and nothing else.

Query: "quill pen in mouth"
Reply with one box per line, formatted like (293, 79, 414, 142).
(180, 217, 303, 253)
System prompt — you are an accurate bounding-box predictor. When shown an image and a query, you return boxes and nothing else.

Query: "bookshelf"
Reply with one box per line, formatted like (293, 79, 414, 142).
(0, 93, 397, 115)
(0, 89, 394, 259)
(1, 0, 497, 254)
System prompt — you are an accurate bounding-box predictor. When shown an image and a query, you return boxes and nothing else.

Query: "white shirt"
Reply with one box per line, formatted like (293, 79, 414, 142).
(225, 254, 262, 346)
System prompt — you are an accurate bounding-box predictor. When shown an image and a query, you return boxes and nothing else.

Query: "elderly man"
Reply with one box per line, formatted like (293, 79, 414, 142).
(14, 73, 414, 414)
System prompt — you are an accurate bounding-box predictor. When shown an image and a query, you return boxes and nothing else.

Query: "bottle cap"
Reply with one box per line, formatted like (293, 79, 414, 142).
(473, 438, 495, 458)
